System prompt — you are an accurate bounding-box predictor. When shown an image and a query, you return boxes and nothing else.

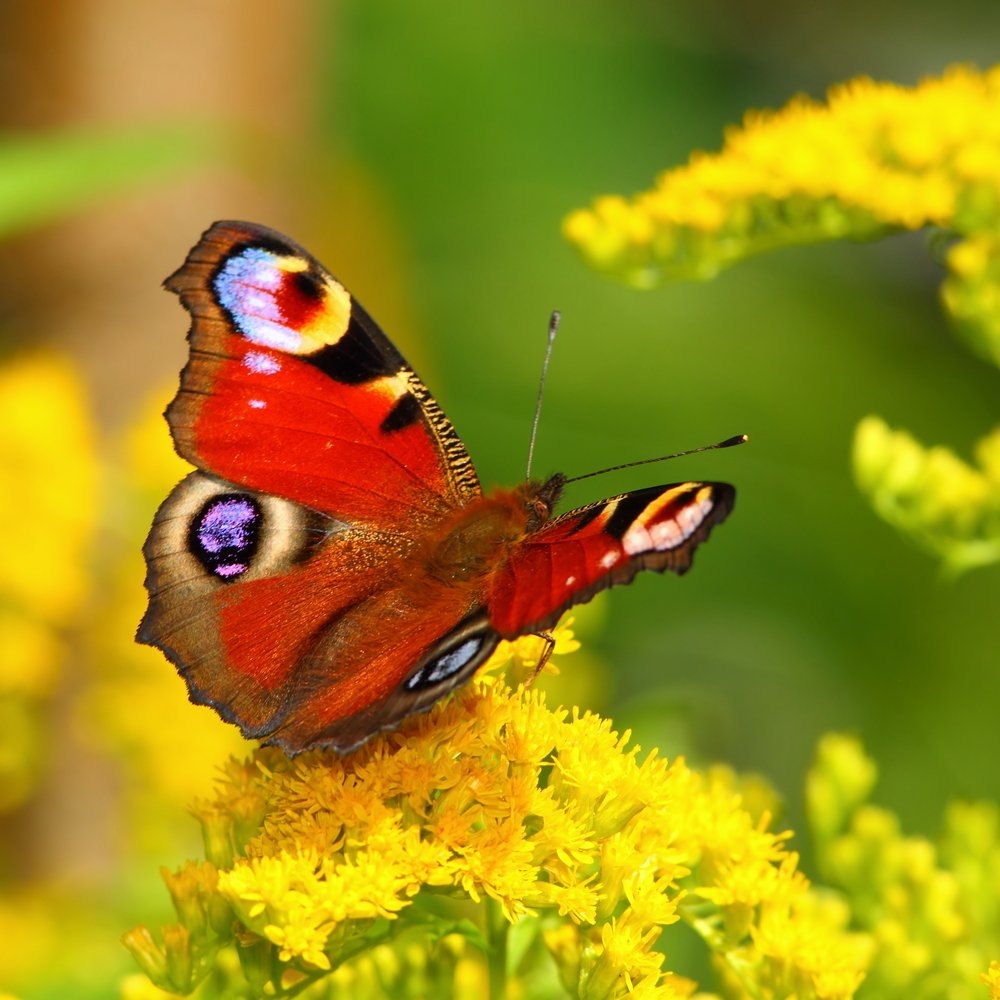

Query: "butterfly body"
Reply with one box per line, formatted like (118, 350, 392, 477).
(140, 221, 736, 753)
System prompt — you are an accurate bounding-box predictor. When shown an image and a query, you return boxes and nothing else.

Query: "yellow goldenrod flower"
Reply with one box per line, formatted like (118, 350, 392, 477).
(984, 960, 1000, 999)
(565, 64, 1000, 367)
(807, 732, 880, 846)
(0, 352, 99, 811)
(127, 669, 869, 999)
(852, 416, 1000, 573)
(808, 735, 1000, 999)
(119, 972, 187, 1000)
(564, 65, 1000, 575)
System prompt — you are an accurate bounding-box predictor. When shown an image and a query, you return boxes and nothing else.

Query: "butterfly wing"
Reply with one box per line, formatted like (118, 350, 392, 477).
(164, 220, 480, 526)
(488, 481, 735, 636)
(140, 222, 488, 751)
(140, 472, 500, 751)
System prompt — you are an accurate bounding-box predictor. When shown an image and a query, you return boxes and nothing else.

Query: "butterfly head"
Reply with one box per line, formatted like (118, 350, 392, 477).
(522, 473, 567, 531)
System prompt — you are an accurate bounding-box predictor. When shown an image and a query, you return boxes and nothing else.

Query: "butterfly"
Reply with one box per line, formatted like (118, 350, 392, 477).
(139, 221, 737, 754)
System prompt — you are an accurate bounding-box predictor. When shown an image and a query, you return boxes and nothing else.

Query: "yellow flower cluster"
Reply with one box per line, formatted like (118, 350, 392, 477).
(808, 734, 1000, 1000)
(0, 353, 98, 811)
(564, 64, 1000, 366)
(984, 960, 1000, 999)
(127, 660, 869, 999)
(852, 416, 1000, 574)
(0, 352, 256, 995)
(566, 65, 1000, 573)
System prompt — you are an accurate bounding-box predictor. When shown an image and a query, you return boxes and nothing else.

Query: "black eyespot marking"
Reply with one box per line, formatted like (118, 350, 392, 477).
(380, 393, 421, 434)
(189, 494, 262, 581)
(290, 268, 323, 303)
(405, 634, 485, 691)
(604, 490, 663, 541)
(308, 317, 397, 385)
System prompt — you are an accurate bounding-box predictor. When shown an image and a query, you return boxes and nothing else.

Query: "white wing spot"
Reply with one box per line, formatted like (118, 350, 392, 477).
(564, 575, 577, 587)
(248, 398, 266, 410)
(600, 551, 619, 570)
(243, 350, 282, 375)
(623, 495, 713, 554)
(645, 520, 683, 551)
(623, 523, 654, 555)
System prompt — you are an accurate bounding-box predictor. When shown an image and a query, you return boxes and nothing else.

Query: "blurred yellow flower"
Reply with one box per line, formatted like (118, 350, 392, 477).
(565, 64, 1000, 368)
(0, 352, 99, 811)
(984, 960, 1000, 999)
(853, 416, 1000, 573)
(0, 351, 99, 623)
(808, 735, 1000, 1000)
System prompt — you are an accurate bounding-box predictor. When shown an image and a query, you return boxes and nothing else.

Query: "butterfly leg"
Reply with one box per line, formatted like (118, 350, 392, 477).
(524, 630, 556, 684)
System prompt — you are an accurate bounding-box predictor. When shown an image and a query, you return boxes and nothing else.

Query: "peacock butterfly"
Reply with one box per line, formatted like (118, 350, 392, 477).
(139, 221, 738, 754)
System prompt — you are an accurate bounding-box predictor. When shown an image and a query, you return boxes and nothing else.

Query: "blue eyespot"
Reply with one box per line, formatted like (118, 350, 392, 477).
(406, 634, 487, 692)
(190, 494, 262, 580)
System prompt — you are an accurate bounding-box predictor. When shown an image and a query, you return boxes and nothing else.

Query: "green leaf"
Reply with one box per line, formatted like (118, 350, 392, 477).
(0, 123, 229, 237)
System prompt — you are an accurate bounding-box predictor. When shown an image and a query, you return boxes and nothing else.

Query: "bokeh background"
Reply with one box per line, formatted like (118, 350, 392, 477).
(1, 2, 998, 997)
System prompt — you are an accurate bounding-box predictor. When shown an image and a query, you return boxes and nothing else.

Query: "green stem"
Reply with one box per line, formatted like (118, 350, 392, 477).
(486, 897, 509, 1000)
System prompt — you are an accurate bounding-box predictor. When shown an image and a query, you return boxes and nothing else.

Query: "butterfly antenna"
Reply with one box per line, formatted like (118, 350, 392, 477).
(525, 310, 560, 481)
(563, 434, 748, 485)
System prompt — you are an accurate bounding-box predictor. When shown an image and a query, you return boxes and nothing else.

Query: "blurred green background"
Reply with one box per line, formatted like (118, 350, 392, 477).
(324, 2, 1000, 824)
(1, 1, 998, 996)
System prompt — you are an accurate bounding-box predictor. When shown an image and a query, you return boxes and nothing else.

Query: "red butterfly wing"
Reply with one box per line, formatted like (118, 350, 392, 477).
(165, 220, 480, 527)
(140, 472, 499, 751)
(488, 481, 735, 636)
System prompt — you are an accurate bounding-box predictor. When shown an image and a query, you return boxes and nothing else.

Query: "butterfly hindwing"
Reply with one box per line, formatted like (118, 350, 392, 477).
(140, 471, 501, 751)
(487, 481, 735, 636)
(164, 220, 480, 528)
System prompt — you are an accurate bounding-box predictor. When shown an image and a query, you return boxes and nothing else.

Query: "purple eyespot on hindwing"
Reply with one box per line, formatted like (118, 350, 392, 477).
(189, 494, 262, 581)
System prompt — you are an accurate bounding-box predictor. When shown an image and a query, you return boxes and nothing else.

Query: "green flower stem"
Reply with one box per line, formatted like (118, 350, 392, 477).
(486, 897, 509, 999)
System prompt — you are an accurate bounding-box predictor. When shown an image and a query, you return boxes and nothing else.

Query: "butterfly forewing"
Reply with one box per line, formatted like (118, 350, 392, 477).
(488, 481, 735, 636)
(164, 221, 481, 528)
